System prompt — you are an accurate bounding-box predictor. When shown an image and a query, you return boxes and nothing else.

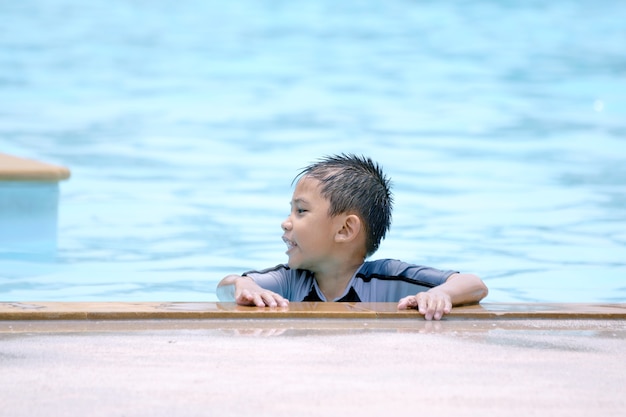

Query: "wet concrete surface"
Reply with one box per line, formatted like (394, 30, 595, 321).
(1, 318, 625, 417)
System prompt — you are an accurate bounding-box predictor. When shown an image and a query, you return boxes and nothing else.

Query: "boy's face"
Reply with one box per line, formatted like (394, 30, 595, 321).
(281, 176, 342, 271)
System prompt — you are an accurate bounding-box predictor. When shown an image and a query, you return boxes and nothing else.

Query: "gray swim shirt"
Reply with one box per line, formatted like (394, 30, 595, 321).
(243, 259, 457, 302)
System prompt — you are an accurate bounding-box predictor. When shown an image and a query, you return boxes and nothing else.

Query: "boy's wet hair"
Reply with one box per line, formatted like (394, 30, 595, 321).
(295, 154, 393, 257)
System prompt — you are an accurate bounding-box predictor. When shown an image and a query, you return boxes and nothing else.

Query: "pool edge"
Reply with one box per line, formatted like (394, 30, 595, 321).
(1, 302, 625, 320)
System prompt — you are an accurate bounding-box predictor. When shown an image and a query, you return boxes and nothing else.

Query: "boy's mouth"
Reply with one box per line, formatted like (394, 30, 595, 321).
(282, 236, 297, 252)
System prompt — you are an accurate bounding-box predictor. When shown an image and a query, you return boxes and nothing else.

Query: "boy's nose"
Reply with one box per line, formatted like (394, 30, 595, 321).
(281, 217, 291, 231)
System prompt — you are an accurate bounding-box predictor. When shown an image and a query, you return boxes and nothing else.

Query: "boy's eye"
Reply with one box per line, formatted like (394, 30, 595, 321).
(296, 208, 307, 214)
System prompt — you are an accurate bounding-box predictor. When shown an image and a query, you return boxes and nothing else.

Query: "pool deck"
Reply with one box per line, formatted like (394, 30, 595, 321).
(1, 302, 625, 417)
(0, 152, 70, 181)
(1, 300, 626, 320)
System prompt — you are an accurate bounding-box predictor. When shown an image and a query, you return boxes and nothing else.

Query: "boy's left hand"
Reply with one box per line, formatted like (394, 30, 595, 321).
(397, 290, 452, 321)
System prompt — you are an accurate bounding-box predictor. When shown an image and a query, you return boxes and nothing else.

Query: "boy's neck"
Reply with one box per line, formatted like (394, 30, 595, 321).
(314, 259, 364, 301)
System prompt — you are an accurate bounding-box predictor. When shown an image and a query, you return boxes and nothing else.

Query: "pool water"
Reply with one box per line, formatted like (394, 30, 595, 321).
(1, 0, 625, 302)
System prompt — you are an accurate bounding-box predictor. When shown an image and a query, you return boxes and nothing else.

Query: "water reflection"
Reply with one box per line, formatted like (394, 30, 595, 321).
(214, 320, 626, 354)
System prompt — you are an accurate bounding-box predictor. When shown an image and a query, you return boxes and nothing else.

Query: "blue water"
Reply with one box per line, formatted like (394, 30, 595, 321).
(1, 0, 625, 303)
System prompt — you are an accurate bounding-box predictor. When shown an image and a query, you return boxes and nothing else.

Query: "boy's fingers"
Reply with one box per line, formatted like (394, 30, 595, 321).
(417, 293, 428, 315)
(398, 293, 451, 320)
(432, 295, 452, 320)
(252, 291, 289, 308)
(253, 293, 267, 307)
(236, 289, 254, 306)
(424, 297, 436, 320)
(433, 298, 445, 320)
(396, 296, 413, 310)
(400, 294, 419, 312)
(420, 293, 440, 320)
(260, 293, 278, 307)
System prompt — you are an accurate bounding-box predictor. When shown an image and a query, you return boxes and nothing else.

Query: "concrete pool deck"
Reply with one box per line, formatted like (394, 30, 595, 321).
(1, 302, 625, 417)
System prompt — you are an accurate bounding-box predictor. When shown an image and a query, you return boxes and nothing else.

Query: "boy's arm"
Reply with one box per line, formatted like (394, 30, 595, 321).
(397, 273, 488, 320)
(217, 274, 289, 308)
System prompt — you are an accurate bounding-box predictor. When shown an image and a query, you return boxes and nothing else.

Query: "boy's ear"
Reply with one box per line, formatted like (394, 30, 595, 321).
(335, 214, 362, 243)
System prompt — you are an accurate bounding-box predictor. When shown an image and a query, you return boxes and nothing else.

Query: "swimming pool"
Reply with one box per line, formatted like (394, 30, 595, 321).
(1, 0, 625, 303)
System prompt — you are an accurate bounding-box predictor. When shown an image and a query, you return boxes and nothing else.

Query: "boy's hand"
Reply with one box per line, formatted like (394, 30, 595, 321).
(397, 290, 452, 321)
(234, 277, 289, 308)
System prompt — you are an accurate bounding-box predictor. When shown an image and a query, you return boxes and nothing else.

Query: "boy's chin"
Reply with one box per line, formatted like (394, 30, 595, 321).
(286, 258, 302, 270)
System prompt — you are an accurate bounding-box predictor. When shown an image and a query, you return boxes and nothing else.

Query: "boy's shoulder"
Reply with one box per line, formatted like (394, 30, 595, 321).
(358, 258, 409, 276)
(243, 264, 313, 279)
(358, 259, 455, 282)
(243, 264, 290, 276)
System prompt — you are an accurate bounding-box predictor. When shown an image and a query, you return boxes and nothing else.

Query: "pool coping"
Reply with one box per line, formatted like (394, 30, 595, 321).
(1, 302, 624, 320)
(0, 153, 71, 181)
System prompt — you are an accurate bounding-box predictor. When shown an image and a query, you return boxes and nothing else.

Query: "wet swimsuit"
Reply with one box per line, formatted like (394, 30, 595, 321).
(243, 259, 457, 302)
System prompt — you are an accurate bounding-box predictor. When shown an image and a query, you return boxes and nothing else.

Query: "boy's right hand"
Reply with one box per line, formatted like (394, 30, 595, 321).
(234, 276, 289, 308)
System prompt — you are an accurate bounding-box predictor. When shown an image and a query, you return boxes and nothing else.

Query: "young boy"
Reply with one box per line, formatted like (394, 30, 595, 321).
(217, 154, 488, 320)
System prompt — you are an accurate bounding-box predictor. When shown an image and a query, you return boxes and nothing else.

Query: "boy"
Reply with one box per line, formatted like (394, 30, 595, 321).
(217, 154, 488, 320)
